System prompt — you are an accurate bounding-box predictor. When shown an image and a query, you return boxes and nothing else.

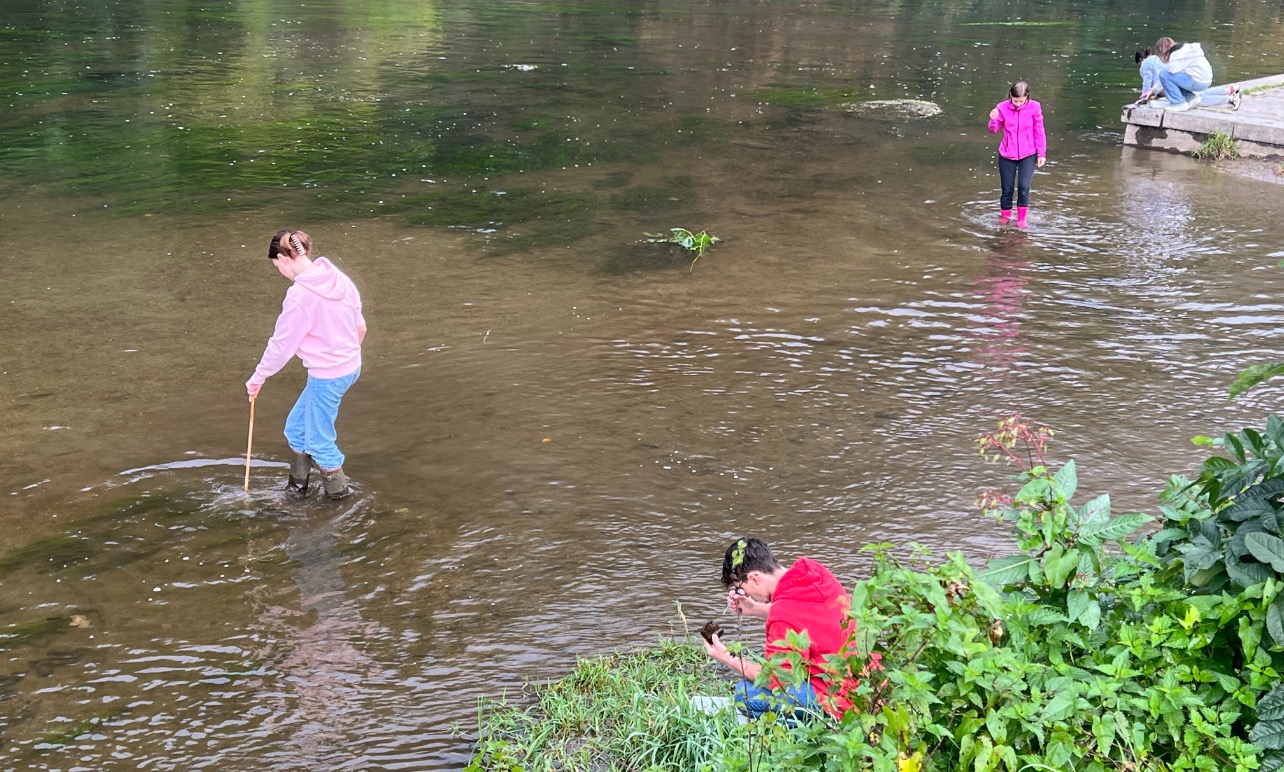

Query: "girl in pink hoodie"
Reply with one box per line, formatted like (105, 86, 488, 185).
(987, 81, 1047, 228)
(246, 230, 366, 499)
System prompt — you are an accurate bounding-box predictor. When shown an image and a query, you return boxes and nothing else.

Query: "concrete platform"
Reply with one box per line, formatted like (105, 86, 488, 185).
(1121, 74, 1284, 157)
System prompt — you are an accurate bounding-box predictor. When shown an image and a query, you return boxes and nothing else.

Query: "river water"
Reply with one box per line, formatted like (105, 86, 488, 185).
(5, 0, 1284, 768)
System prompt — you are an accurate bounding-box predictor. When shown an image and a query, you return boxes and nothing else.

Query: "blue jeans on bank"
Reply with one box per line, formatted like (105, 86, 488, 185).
(284, 368, 360, 471)
(1157, 70, 1211, 107)
(998, 154, 1037, 210)
(734, 679, 822, 721)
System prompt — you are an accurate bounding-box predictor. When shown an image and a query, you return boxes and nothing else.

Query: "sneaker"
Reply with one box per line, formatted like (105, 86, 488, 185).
(1167, 101, 1192, 112)
(1231, 91, 1242, 111)
(1187, 94, 1202, 109)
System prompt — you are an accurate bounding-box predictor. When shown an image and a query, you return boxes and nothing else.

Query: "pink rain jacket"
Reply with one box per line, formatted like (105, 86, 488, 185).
(250, 257, 365, 384)
(988, 99, 1047, 161)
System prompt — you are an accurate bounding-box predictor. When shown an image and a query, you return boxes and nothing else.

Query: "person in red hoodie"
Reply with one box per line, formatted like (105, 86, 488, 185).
(987, 81, 1047, 229)
(702, 536, 861, 719)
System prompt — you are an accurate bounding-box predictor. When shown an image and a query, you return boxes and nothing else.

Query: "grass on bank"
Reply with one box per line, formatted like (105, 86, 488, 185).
(462, 639, 749, 771)
(1191, 131, 1237, 161)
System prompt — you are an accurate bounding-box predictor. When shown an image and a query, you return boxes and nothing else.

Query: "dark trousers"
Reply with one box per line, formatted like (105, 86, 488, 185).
(998, 154, 1036, 210)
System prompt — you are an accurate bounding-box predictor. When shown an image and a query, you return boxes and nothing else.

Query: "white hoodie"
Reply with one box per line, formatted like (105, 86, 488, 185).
(1167, 42, 1213, 85)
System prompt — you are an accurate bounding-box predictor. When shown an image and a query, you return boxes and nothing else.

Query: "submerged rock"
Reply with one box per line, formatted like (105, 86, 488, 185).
(839, 99, 943, 120)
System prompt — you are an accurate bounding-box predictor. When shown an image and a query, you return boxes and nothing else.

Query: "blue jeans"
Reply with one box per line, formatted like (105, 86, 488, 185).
(734, 679, 822, 721)
(998, 154, 1036, 210)
(1157, 70, 1210, 106)
(284, 368, 360, 471)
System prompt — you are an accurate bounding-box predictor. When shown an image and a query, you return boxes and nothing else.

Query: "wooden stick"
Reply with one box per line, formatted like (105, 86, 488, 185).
(243, 397, 256, 492)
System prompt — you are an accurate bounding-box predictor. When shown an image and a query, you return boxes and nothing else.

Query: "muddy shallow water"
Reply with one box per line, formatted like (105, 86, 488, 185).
(6, 0, 1284, 768)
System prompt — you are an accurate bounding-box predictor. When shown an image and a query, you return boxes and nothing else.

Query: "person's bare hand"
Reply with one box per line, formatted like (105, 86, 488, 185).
(1037, 157, 1046, 169)
(246, 380, 261, 401)
(726, 589, 770, 617)
(989, 107, 999, 120)
(702, 632, 729, 664)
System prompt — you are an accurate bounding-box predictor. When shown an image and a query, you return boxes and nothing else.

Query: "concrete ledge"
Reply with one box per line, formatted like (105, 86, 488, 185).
(1121, 105, 1164, 127)
(1232, 119, 1284, 145)
(1121, 74, 1284, 158)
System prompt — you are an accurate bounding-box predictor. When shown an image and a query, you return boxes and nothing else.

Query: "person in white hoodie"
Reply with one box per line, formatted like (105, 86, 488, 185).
(1154, 37, 1213, 112)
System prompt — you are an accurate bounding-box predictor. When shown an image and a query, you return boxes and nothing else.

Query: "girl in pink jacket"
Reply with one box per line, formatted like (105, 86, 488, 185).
(246, 230, 366, 499)
(987, 81, 1047, 228)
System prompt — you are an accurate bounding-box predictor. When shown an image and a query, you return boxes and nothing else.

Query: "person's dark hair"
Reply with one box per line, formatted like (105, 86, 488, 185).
(721, 536, 782, 587)
(1134, 48, 1152, 64)
(1009, 81, 1030, 99)
(267, 229, 311, 261)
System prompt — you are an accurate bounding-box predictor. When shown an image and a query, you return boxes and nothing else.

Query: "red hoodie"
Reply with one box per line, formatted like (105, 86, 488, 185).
(765, 557, 863, 717)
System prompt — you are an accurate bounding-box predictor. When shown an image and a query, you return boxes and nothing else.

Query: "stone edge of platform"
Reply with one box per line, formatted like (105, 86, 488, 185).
(1121, 74, 1284, 155)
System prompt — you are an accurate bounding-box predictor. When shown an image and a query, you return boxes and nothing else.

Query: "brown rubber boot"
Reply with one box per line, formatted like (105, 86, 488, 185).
(286, 451, 312, 499)
(320, 466, 350, 500)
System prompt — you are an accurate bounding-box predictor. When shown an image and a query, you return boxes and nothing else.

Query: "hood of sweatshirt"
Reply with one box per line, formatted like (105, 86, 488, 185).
(772, 556, 845, 606)
(294, 257, 348, 301)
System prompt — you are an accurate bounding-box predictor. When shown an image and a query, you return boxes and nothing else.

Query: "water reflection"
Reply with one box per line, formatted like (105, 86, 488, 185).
(971, 230, 1032, 380)
(250, 499, 386, 767)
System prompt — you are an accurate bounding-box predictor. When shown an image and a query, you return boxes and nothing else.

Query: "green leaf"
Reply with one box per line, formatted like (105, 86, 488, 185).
(981, 555, 1039, 587)
(1226, 558, 1274, 588)
(1231, 521, 1268, 557)
(1040, 692, 1075, 723)
(1091, 712, 1115, 756)
(1230, 363, 1284, 400)
(1257, 685, 1284, 721)
(1078, 512, 1151, 546)
(1015, 476, 1051, 504)
(1053, 460, 1077, 502)
(1047, 548, 1079, 590)
(970, 578, 1006, 618)
(1269, 596, 1284, 648)
(1223, 496, 1276, 523)
(1076, 493, 1110, 526)
(1225, 432, 1247, 463)
(1247, 533, 1284, 572)
(1268, 415, 1284, 447)
(1026, 607, 1069, 626)
(1260, 750, 1284, 772)
(1251, 719, 1284, 750)
(1079, 599, 1101, 630)
(1067, 589, 1089, 623)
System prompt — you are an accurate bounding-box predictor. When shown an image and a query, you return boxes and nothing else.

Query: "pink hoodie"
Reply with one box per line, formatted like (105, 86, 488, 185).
(250, 257, 365, 384)
(988, 98, 1047, 161)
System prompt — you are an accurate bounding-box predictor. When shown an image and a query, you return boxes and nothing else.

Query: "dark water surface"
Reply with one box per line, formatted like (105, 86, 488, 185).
(5, 0, 1284, 768)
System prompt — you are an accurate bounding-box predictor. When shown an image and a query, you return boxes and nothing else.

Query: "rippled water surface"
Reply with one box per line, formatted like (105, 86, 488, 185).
(6, 0, 1284, 768)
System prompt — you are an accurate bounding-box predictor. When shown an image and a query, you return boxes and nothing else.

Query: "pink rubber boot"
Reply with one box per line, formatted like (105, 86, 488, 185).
(1016, 206, 1028, 228)
(999, 209, 1012, 224)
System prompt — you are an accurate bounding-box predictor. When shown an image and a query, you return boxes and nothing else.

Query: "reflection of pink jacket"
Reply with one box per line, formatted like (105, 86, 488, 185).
(988, 99, 1047, 161)
(250, 257, 365, 384)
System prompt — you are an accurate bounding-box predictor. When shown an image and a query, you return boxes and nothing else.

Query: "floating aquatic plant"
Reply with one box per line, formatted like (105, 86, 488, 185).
(642, 228, 721, 271)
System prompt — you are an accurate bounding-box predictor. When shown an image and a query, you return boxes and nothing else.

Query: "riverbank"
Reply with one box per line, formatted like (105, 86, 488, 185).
(468, 416, 1284, 772)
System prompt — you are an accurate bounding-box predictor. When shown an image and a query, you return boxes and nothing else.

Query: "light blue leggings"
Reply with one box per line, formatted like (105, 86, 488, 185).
(284, 368, 360, 471)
